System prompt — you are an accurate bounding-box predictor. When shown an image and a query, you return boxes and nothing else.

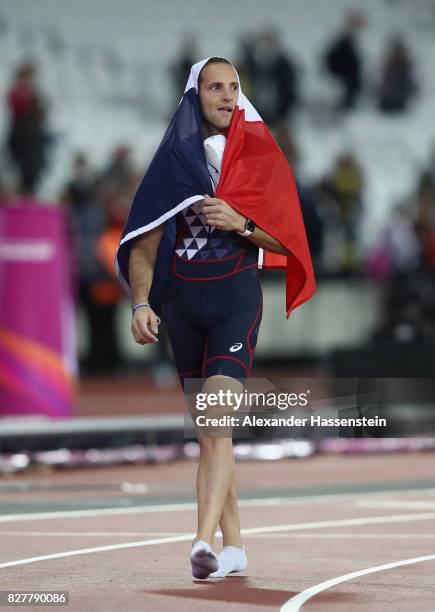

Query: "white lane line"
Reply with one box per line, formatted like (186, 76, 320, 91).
(3, 530, 435, 540)
(240, 512, 435, 536)
(1, 487, 435, 523)
(0, 502, 198, 523)
(356, 500, 435, 509)
(0, 533, 195, 569)
(280, 553, 435, 612)
(0, 531, 187, 537)
(246, 533, 435, 539)
(1, 513, 435, 570)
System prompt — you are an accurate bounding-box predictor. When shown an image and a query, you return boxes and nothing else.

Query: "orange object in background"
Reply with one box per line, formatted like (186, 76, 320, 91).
(94, 225, 123, 305)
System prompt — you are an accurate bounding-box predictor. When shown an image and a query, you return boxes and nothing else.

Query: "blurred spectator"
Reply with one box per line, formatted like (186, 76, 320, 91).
(273, 120, 300, 168)
(415, 147, 435, 270)
(89, 188, 129, 374)
(273, 121, 325, 273)
(323, 11, 365, 111)
(369, 180, 435, 344)
(62, 149, 145, 375)
(377, 36, 418, 114)
(416, 144, 435, 201)
(318, 152, 364, 274)
(6, 62, 50, 194)
(415, 189, 435, 272)
(366, 203, 421, 281)
(171, 34, 199, 101)
(298, 182, 325, 275)
(328, 152, 364, 236)
(372, 273, 435, 343)
(99, 145, 137, 192)
(330, 152, 362, 223)
(62, 153, 106, 374)
(235, 37, 254, 98)
(63, 152, 96, 211)
(242, 29, 299, 126)
(415, 187, 435, 234)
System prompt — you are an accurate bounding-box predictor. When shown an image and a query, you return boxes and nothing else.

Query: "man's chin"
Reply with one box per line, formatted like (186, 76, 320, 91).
(204, 118, 231, 136)
(214, 118, 232, 131)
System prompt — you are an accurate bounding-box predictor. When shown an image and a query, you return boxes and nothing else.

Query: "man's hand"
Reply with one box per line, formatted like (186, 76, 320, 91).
(202, 195, 246, 232)
(131, 306, 160, 344)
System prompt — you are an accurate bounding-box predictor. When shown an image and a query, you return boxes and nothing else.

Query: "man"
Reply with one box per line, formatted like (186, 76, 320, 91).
(323, 11, 365, 111)
(116, 57, 315, 579)
(242, 29, 299, 126)
(7, 62, 49, 194)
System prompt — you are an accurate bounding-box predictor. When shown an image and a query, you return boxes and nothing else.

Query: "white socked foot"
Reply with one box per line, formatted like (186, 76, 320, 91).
(209, 545, 247, 578)
(190, 540, 219, 579)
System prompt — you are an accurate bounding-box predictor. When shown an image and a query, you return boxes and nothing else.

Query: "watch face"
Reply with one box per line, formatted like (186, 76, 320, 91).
(246, 218, 256, 232)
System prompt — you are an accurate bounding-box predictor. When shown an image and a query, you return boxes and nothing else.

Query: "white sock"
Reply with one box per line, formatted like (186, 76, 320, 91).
(209, 545, 247, 578)
(190, 540, 219, 579)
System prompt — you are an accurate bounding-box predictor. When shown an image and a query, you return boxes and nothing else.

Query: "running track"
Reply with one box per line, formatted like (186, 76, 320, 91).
(0, 452, 434, 611)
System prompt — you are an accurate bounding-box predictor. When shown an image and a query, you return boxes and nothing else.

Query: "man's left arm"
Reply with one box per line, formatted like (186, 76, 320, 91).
(202, 196, 290, 256)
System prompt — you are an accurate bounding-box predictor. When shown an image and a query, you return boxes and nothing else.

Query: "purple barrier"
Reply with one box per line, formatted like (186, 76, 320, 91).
(0, 202, 76, 417)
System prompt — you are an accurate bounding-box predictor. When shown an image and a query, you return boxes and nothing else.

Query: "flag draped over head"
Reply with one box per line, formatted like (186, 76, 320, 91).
(116, 57, 316, 318)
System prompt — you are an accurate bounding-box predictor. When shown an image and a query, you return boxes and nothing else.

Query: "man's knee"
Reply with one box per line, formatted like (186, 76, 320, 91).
(197, 375, 244, 437)
(202, 374, 244, 395)
(201, 374, 244, 416)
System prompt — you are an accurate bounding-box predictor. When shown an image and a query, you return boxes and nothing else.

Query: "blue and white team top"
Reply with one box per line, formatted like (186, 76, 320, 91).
(172, 135, 258, 278)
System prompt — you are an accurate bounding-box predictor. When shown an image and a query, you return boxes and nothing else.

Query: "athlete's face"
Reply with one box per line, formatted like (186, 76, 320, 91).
(198, 63, 239, 137)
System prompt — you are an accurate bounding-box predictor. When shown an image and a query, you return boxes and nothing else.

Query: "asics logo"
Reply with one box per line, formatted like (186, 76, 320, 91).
(229, 342, 243, 352)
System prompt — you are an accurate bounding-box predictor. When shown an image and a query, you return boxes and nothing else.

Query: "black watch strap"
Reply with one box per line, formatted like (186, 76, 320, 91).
(237, 218, 256, 237)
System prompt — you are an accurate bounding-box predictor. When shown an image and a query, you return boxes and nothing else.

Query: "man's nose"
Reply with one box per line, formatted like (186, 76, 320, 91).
(222, 87, 235, 101)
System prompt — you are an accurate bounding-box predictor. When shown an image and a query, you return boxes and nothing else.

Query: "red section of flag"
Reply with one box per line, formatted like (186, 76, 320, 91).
(216, 108, 316, 318)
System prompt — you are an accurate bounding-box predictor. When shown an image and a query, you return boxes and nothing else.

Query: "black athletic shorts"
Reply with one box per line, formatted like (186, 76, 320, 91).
(160, 266, 263, 387)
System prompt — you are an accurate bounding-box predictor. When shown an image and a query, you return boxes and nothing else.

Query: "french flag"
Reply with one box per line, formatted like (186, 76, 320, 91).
(116, 58, 316, 319)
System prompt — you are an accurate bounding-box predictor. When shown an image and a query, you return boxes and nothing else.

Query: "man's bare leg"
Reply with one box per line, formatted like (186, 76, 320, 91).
(197, 434, 248, 578)
(191, 375, 244, 549)
(195, 437, 242, 550)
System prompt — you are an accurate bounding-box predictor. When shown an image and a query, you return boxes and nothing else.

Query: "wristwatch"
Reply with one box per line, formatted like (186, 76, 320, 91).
(237, 217, 256, 237)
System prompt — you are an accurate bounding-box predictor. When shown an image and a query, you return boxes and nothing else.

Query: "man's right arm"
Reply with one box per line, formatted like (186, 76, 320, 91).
(129, 224, 165, 344)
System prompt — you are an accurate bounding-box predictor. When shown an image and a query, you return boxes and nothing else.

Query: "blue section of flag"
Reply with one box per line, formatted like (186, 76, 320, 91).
(116, 88, 211, 311)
